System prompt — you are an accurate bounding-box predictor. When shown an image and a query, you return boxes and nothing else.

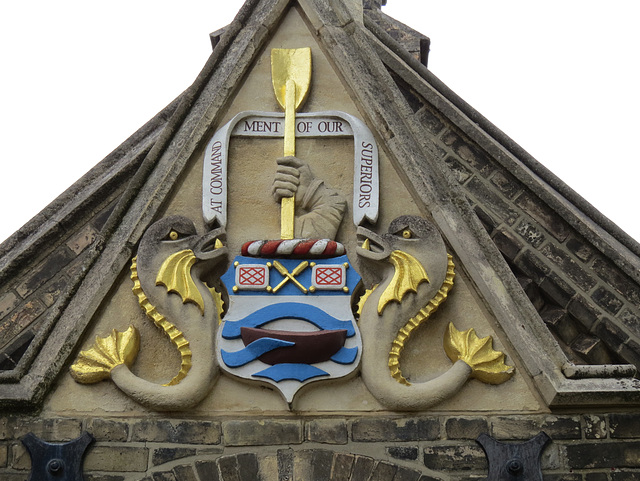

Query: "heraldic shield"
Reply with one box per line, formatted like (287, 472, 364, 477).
(218, 247, 362, 404)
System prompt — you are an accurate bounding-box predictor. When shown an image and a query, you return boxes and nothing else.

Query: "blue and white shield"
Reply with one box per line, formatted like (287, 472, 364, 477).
(217, 254, 362, 404)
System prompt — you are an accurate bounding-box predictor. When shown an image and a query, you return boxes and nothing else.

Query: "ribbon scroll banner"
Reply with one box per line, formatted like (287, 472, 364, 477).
(203, 111, 379, 229)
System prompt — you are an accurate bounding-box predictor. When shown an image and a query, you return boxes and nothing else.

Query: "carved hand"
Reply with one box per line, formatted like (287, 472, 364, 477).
(272, 156, 313, 207)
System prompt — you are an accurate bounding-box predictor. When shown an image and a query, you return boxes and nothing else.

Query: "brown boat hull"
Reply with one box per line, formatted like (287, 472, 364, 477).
(240, 327, 347, 365)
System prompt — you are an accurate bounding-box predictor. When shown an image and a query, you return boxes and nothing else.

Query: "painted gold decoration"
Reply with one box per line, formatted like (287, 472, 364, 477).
(377, 250, 430, 315)
(272, 260, 309, 294)
(155, 249, 205, 315)
(70, 326, 139, 384)
(131, 256, 193, 386)
(444, 323, 515, 384)
(388, 254, 455, 385)
(207, 284, 225, 325)
(271, 47, 312, 240)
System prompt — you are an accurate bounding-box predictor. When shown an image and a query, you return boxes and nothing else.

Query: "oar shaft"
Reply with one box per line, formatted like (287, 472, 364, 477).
(281, 79, 297, 239)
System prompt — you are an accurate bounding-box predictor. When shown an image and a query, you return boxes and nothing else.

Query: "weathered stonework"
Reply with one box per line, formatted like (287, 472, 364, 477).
(1, 0, 639, 479)
(1, 413, 639, 479)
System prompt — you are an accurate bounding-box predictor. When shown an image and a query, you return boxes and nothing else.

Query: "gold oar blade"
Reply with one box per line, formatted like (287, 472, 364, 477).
(271, 48, 312, 110)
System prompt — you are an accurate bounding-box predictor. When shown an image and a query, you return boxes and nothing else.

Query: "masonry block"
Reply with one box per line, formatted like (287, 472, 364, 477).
(566, 442, 640, 468)
(594, 318, 629, 351)
(84, 445, 149, 472)
(369, 460, 397, 481)
(444, 417, 489, 440)
(583, 473, 610, 481)
(540, 273, 577, 308)
(131, 419, 221, 445)
(310, 449, 333, 481)
(0, 300, 45, 347)
(540, 306, 579, 345)
(350, 455, 375, 481)
(15, 246, 75, 298)
(151, 472, 177, 481)
(222, 419, 302, 446)
(0, 292, 19, 320)
(473, 205, 498, 234)
(514, 193, 570, 242)
(392, 466, 423, 481)
(609, 413, 640, 439)
(85, 475, 126, 481)
(236, 453, 259, 481)
(40, 277, 68, 307)
(415, 106, 444, 134)
(87, 418, 129, 442)
(490, 170, 521, 199)
(305, 418, 348, 444)
(491, 415, 581, 440)
(172, 464, 199, 481)
(152, 447, 196, 466)
(540, 243, 596, 291)
(567, 295, 600, 330)
(492, 229, 524, 262)
(10, 442, 30, 470)
(466, 177, 519, 225)
(610, 472, 640, 481)
(195, 460, 220, 481)
(571, 334, 613, 365)
(514, 250, 550, 283)
(566, 236, 595, 263)
(516, 221, 546, 248)
(517, 276, 545, 311)
(620, 308, 640, 338)
(423, 444, 486, 471)
(592, 259, 640, 308)
(443, 156, 472, 184)
(351, 417, 439, 442)
(6, 417, 83, 442)
(591, 287, 624, 315)
(218, 454, 240, 480)
(66, 224, 99, 255)
(387, 446, 419, 461)
(331, 452, 355, 479)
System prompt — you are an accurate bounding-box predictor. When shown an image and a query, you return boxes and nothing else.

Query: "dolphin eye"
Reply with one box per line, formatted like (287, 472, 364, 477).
(165, 229, 183, 241)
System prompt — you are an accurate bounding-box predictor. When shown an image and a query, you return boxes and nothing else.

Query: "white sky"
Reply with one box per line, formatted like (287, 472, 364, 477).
(0, 1, 638, 245)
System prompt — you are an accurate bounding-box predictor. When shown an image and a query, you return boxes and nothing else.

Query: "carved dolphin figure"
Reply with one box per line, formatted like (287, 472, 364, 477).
(355, 215, 513, 410)
(71, 216, 228, 410)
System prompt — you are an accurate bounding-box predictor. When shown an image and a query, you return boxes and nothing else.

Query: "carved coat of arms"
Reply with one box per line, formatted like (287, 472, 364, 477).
(70, 47, 514, 411)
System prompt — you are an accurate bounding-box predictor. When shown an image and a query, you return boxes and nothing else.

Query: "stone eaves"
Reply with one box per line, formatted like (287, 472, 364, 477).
(362, 8, 640, 371)
(0, 0, 638, 409)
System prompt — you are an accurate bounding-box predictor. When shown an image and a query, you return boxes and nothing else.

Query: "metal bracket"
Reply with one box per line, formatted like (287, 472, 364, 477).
(476, 432, 550, 481)
(21, 431, 94, 481)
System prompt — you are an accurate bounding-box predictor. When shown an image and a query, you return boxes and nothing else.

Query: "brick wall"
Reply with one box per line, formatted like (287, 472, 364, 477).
(392, 72, 640, 369)
(1, 413, 638, 480)
(0, 199, 117, 371)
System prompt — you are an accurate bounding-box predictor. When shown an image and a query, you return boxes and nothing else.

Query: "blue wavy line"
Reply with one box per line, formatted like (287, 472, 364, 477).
(220, 338, 294, 367)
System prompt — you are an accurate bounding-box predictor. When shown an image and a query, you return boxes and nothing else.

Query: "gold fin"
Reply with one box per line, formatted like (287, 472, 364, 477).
(378, 250, 430, 315)
(207, 283, 225, 325)
(444, 322, 515, 384)
(156, 249, 205, 315)
(70, 326, 140, 384)
(388, 254, 455, 385)
(356, 284, 378, 317)
(131, 256, 192, 386)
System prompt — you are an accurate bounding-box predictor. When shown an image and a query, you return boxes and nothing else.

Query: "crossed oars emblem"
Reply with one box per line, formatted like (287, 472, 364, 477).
(271, 260, 309, 294)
